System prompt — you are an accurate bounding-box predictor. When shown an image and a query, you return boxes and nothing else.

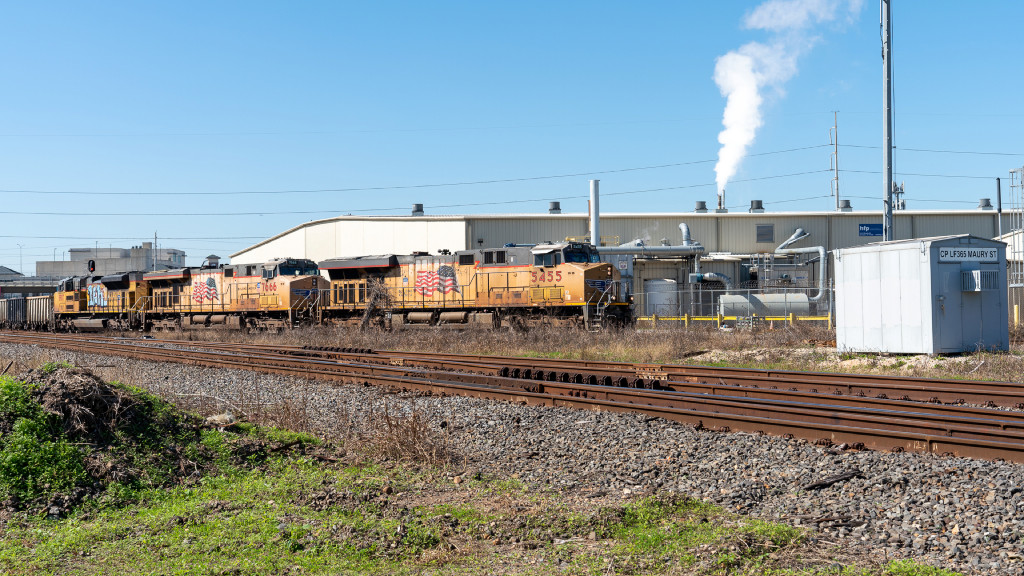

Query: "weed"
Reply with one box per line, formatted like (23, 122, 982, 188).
(39, 361, 73, 374)
(886, 559, 963, 576)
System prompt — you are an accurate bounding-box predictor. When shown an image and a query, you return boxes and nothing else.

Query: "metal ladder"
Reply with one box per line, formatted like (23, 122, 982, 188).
(584, 283, 615, 331)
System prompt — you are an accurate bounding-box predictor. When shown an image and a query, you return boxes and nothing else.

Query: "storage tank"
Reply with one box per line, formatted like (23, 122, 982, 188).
(644, 279, 679, 316)
(720, 293, 810, 317)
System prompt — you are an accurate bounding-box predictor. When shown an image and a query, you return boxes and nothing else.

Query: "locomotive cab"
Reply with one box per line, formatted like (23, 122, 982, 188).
(262, 258, 319, 279)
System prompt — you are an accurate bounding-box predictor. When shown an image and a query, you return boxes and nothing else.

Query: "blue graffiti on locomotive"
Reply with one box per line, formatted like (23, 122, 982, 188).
(87, 285, 107, 306)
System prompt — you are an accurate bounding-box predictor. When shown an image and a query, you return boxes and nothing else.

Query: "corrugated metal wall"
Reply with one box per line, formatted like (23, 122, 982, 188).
(232, 211, 1007, 264)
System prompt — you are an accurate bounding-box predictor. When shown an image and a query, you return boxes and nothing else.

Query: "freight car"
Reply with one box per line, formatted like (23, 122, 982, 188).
(51, 257, 322, 332)
(319, 241, 631, 329)
(0, 295, 53, 330)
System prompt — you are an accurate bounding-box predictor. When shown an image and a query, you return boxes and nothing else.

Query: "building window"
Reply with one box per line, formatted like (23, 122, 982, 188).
(756, 224, 775, 243)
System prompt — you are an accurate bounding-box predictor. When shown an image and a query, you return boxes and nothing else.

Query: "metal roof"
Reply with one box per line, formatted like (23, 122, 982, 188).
(230, 209, 1003, 258)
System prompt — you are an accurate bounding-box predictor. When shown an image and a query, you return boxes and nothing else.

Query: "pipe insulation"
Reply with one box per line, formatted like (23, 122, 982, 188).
(775, 228, 826, 303)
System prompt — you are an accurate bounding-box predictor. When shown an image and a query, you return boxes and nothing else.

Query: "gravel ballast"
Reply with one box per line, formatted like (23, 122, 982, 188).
(4, 342, 1023, 575)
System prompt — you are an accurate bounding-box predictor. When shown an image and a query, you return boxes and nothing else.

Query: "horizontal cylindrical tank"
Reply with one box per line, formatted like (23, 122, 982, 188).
(72, 318, 107, 331)
(438, 311, 468, 324)
(406, 311, 434, 324)
(644, 279, 679, 316)
(720, 293, 810, 317)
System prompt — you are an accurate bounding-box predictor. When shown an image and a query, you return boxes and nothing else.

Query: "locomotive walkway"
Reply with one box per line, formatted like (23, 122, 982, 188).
(3, 331, 1024, 463)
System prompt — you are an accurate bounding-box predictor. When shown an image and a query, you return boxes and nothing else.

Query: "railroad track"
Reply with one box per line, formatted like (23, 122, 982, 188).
(4, 331, 1024, 463)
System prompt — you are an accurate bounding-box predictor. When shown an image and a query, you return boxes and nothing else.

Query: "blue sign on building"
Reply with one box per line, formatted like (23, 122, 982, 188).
(859, 223, 883, 237)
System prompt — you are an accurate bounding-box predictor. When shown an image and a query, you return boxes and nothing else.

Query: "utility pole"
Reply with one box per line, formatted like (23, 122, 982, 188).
(881, 0, 894, 241)
(17, 243, 23, 276)
(830, 111, 840, 211)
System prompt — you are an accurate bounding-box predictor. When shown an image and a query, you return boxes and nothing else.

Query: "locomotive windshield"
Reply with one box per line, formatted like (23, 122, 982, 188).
(563, 247, 600, 264)
(277, 260, 318, 276)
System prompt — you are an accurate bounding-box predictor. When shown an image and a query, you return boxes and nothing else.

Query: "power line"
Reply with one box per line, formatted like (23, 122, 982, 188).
(0, 145, 831, 197)
(845, 194, 975, 205)
(843, 144, 1024, 156)
(840, 169, 995, 180)
(0, 169, 834, 217)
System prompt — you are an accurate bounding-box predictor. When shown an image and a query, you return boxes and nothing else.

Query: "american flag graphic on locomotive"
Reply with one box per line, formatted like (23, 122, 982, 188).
(192, 277, 219, 303)
(415, 265, 460, 296)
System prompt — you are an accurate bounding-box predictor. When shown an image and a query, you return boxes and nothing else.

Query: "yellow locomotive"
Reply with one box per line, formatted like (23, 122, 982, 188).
(53, 258, 321, 331)
(319, 242, 629, 329)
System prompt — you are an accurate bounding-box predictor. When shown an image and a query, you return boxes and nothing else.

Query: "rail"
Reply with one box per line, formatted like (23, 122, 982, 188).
(4, 331, 1024, 463)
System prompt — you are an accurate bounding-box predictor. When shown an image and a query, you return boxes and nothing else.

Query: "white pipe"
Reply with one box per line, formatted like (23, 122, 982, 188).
(777, 228, 809, 250)
(679, 223, 694, 246)
(597, 244, 705, 257)
(775, 245, 827, 302)
(698, 271, 733, 292)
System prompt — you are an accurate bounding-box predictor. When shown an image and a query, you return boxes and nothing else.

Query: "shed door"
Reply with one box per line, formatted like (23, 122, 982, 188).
(961, 292, 982, 351)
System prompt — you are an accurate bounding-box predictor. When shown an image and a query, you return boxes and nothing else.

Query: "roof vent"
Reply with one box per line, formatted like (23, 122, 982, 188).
(749, 200, 765, 213)
(548, 201, 561, 214)
(978, 198, 994, 210)
(839, 199, 853, 212)
(694, 200, 708, 213)
(411, 203, 424, 216)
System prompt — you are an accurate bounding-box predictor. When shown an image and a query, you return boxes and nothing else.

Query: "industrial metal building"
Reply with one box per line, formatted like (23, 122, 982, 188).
(229, 205, 1010, 320)
(35, 242, 187, 277)
(230, 207, 1009, 265)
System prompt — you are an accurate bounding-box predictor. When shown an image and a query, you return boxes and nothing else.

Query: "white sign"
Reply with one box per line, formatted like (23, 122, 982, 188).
(937, 247, 998, 262)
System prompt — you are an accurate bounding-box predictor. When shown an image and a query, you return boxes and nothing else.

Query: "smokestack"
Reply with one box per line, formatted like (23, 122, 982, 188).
(548, 201, 561, 214)
(411, 203, 424, 216)
(589, 180, 600, 246)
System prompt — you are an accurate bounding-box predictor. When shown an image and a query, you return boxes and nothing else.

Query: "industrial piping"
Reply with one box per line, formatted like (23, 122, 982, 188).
(595, 223, 733, 293)
(774, 228, 826, 302)
(596, 222, 705, 258)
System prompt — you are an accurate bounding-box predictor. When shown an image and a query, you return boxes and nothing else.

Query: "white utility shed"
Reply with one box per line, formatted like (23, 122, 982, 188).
(835, 235, 1008, 354)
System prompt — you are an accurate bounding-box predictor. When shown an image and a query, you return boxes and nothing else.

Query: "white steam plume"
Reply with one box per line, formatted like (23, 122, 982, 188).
(713, 0, 862, 204)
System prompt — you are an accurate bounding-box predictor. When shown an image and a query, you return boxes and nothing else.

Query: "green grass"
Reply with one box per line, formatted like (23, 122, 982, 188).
(2, 457, 962, 576)
(0, 376, 88, 501)
(884, 560, 964, 576)
(0, 365, 968, 576)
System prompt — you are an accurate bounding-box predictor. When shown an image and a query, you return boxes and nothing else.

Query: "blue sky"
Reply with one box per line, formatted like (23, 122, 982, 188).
(1, 1, 1022, 271)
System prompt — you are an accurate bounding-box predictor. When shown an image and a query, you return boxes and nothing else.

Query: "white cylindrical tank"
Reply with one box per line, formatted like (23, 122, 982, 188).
(644, 279, 679, 316)
(720, 293, 810, 317)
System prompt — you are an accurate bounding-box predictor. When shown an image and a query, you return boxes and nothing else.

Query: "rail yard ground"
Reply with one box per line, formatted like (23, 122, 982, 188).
(162, 323, 1024, 383)
(1, 326, 1023, 574)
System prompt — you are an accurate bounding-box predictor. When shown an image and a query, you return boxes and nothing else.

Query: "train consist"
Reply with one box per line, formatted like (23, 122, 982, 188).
(0, 241, 630, 332)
